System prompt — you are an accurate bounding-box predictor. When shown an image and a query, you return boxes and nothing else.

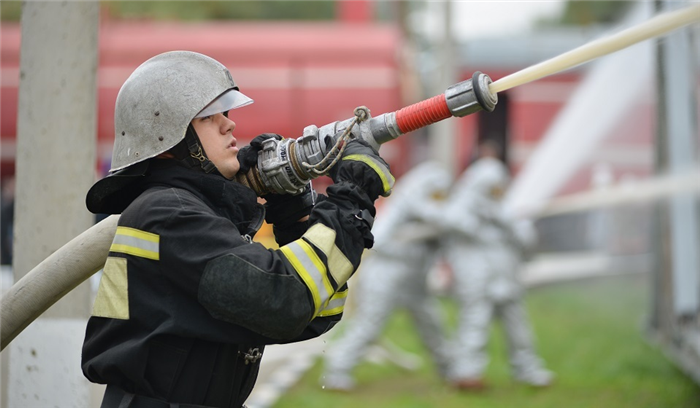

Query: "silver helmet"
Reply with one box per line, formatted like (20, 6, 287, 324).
(110, 50, 253, 172)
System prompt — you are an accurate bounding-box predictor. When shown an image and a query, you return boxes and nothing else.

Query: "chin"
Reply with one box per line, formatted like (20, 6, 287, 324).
(227, 166, 241, 180)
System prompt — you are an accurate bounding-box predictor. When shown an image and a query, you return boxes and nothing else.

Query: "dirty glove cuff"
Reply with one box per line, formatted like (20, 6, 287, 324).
(324, 182, 376, 248)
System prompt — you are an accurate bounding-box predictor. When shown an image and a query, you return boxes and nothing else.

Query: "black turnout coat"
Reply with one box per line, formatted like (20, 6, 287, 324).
(83, 160, 375, 407)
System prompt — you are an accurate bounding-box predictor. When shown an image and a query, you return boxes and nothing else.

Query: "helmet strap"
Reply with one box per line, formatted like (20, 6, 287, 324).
(184, 125, 217, 174)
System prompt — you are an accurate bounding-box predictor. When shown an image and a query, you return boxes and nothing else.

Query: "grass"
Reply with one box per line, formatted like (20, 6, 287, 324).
(273, 274, 700, 408)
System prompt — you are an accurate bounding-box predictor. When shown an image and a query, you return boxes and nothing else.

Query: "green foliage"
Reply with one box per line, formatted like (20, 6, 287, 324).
(275, 275, 700, 408)
(1, 1, 336, 22)
(536, 0, 633, 28)
(0, 1, 23, 21)
(559, 1, 633, 26)
(102, 1, 335, 21)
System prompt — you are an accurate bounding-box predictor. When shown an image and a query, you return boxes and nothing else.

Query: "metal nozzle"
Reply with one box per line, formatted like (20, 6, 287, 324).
(445, 71, 498, 117)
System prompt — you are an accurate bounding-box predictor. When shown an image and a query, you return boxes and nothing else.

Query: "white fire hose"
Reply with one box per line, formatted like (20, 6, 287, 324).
(1, 215, 118, 350)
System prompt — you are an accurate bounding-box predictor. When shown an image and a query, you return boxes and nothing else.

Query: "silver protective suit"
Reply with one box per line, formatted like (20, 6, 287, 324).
(322, 161, 454, 390)
(439, 157, 553, 386)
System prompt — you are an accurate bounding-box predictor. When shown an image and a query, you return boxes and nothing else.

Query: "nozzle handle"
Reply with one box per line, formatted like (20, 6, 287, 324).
(394, 94, 453, 134)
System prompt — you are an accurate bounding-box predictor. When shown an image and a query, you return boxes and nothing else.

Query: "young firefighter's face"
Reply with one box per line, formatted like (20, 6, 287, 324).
(192, 111, 240, 179)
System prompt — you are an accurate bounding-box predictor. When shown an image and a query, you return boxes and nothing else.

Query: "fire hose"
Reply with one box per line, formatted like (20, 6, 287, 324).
(235, 3, 699, 197)
(1, 215, 118, 350)
(2, 4, 698, 351)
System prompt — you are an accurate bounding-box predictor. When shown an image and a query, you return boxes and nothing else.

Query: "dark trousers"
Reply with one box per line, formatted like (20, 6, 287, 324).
(101, 385, 247, 408)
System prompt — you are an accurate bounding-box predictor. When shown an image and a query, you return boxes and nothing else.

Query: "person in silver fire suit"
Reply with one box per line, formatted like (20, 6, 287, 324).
(322, 161, 454, 391)
(81, 50, 394, 408)
(439, 141, 553, 390)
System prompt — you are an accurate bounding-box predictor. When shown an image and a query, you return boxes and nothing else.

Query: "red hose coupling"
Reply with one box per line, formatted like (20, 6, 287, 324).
(395, 95, 452, 134)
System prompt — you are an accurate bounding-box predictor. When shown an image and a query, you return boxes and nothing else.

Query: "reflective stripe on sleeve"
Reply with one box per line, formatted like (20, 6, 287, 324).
(342, 154, 395, 194)
(92, 256, 129, 319)
(302, 224, 354, 286)
(110, 226, 160, 260)
(279, 239, 334, 317)
(317, 290, 347, 317)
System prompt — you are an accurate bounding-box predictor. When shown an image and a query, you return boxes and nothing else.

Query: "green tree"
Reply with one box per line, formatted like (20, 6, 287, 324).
(538, 0, 633, 27)
(560, 0, 632, 25)
(0, 1, 23, 21)
(1, 1, 337, 22)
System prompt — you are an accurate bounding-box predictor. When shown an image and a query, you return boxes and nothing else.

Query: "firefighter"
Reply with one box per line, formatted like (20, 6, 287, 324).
(439, 141, 553, 389)
(322, 161, 454, 391)
(81, 50, 394, 408)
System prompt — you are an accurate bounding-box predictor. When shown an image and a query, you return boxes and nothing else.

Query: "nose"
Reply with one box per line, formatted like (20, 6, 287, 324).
(220, 114, 236, 134)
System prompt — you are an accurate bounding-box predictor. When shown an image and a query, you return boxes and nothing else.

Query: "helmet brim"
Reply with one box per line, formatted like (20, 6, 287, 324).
(86, 160, 150, 214)
(195, 89, 253, 118)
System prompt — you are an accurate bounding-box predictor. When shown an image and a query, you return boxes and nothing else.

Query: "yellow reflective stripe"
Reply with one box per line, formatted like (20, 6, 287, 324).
(280, 245, 319, 311)
(92, 257, 129, 320)
(318, 290, 347, 317)
(342, 154, 395, 194)
(279, 240, 334, 316)
(303, 224, 354, 286)
(110, 226, 160, 260)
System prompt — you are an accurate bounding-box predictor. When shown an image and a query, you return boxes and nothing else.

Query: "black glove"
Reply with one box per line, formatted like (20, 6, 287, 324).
(237, 133, 283, 175)
(328, 139, 395, 201)
(263, 182, 317, 228)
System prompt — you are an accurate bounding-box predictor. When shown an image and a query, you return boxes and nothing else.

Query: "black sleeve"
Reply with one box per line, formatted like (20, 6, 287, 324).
(165, 182, 375, 342)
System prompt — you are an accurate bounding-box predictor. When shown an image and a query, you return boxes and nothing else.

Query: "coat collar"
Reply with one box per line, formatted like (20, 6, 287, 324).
(144, 160, 265, 237)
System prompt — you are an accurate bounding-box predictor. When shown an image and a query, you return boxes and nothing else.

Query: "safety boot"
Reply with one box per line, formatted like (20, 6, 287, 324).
(514, 368, 554, 387)
(451, 377, 487, 391)
(321, 373, 356, 392)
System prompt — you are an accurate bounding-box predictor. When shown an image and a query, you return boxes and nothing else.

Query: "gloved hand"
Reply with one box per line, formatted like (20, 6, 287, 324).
(263, 182, 317, 228)
(237, 133, 283, 175)
(327, 139, 395, 201)
(238, 133, 317, 229)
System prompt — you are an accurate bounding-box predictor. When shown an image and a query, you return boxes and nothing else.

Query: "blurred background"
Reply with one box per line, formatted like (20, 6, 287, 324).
(0, 1, 698, 407)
